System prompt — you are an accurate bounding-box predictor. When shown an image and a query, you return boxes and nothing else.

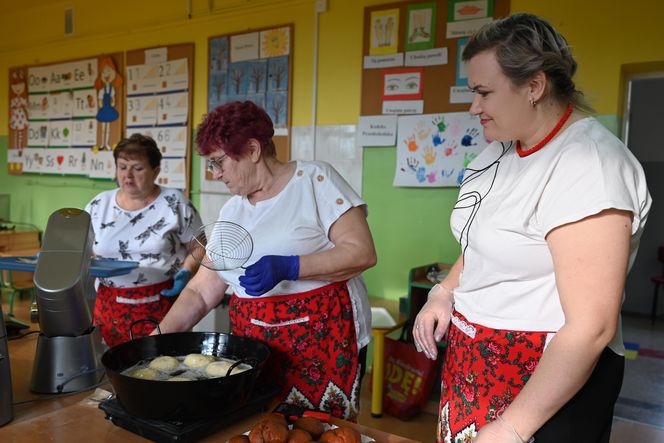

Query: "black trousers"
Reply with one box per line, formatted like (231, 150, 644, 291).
(533, 347, 624, 443)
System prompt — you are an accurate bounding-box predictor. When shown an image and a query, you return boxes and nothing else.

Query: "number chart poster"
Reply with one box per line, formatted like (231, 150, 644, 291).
(125, 44, 194, 192)
(393, 112, 488, 187)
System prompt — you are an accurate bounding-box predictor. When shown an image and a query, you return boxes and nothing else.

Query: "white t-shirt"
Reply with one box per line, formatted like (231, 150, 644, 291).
(450, 117, 651, 354)
(85, 186, 203, 288)
(217, 160, 372, 348)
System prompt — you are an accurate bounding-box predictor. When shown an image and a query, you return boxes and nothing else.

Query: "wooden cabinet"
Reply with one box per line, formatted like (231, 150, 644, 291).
(0, 229, 40, 255)
(0, 229, 41, 290)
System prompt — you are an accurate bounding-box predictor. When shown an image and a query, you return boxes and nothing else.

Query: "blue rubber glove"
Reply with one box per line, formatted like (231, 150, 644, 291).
(160, 269, 191, 297)
(239, 255, 299, 297)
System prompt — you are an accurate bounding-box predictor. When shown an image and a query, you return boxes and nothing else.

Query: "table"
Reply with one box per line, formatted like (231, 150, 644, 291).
(0, 333, 420, 442)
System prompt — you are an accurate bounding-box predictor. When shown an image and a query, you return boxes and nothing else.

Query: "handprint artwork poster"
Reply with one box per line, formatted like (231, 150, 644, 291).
(393, 112, 488, 187)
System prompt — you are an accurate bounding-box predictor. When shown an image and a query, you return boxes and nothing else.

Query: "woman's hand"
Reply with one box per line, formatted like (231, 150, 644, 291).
(160, 269, 192, 297)
(473, 416, 533, 443)
(412, 283, 454, 360)
(239, 255, 299, 296)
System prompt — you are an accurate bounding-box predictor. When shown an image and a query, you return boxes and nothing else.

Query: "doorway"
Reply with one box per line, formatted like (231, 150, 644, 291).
(622, 71, 664, 316)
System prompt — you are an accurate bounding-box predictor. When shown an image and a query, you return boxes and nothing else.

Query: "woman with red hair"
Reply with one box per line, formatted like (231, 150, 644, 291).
(158, 101, 377, 420)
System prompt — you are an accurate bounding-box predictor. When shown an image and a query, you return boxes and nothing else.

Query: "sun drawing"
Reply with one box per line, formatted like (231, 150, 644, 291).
(261, 27, 289, 57)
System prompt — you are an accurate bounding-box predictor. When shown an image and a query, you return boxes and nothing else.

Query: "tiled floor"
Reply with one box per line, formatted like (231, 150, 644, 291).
(3, 294, 664, 442)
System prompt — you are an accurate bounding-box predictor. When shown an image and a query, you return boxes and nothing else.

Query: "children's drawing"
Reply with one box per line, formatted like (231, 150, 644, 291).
(266, 92, 287, 127)
(208, 37, 229, 112)
(394, 112, 488, 187)
(382, 68, 423, 101)
(260, 27, 290, 58)
(248, 60, 267, 94)
(229, 61, 250, 96)
(268, 56, 289, 92)
(456, 37, 470, 86)
(370, 9, 399, 55)
(95, 57, 123, 150)
(208, 28, 291, 125)
(9, 70, 29, 154)
(405, 2, 437, 52)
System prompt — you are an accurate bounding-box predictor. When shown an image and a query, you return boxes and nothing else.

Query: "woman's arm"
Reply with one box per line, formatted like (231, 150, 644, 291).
(413, 255, 464, 360)
(440, 255, 464, 290)
(481, 208, 632, 442)
(182, 239, 201, 274)
(297, 206, 377, 281)
(157, 266, 229, 333)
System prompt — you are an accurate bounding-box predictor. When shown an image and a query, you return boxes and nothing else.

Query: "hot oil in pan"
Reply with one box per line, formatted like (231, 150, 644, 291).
(122, 354, 251, 382)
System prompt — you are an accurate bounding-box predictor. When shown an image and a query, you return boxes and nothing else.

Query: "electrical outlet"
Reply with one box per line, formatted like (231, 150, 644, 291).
(315, 0, 328, 13)
(64, 8, 74, 36)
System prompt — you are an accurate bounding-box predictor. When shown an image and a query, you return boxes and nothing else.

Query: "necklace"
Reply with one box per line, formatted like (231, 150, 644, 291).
(516, 104, 574, 157)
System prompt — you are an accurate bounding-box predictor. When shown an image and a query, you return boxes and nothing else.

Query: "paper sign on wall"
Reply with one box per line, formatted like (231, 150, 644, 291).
(393, 112, 488, 187)
(358, 115, 398, 146)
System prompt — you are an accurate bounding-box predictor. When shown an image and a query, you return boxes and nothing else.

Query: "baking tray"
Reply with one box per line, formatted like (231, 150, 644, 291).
(0, 256, 138, 278)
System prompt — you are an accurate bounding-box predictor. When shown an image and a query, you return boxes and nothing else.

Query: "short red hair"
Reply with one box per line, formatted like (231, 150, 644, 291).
(195, 101, 275, 158)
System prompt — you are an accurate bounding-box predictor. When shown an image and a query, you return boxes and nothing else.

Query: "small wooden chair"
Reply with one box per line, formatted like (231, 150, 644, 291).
(0, 268, 35, 317)
(650, 246, 664, 325)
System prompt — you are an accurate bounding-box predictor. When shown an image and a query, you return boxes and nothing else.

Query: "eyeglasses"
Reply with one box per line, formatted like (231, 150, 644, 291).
(206, 154, 227, 173)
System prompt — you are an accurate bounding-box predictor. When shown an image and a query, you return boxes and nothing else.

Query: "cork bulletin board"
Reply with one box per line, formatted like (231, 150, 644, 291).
(360, 0, 510, 188)
(206, 23, 293, 175)
(7, 53, 124, 177)
(125, 43, 194, 195)
(361, 0, 509, 116)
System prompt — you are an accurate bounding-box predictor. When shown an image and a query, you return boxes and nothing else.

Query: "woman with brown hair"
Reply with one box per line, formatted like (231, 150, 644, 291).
(413, 13, 651, 443)
(86, 133, 202, 347)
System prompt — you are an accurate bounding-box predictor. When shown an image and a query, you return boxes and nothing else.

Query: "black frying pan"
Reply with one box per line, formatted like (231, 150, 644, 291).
(101, 331, 271, 420)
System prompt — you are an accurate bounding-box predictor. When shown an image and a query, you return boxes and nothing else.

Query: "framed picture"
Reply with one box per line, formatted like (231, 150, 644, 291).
(405, 2, 437, 52)
(370, 8, 400, 56)
(382, 67, 424, 101)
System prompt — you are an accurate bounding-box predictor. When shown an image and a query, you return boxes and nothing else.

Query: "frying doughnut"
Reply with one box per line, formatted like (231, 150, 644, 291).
(167, 376, 192, 382)
(205, 359, 249, 377)
(131, 367, 158, 380)
(183, 353, 215, 368)
(149, 356, 179, 372)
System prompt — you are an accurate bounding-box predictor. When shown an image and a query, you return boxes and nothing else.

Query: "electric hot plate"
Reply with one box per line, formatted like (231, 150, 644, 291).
(99, 384, 280, 443)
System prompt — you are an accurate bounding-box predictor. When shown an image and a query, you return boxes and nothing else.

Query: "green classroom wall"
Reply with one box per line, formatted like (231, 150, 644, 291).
(1, 0, 664, 304)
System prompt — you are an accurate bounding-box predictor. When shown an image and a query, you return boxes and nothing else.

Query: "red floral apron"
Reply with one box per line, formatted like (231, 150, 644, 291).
(229, 281, 361, 421)
(438, 311, 552, 442)
(94, 280, 174, 348)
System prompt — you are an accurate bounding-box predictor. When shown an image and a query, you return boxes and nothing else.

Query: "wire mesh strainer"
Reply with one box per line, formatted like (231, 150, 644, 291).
(188, 221, 253, 271)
